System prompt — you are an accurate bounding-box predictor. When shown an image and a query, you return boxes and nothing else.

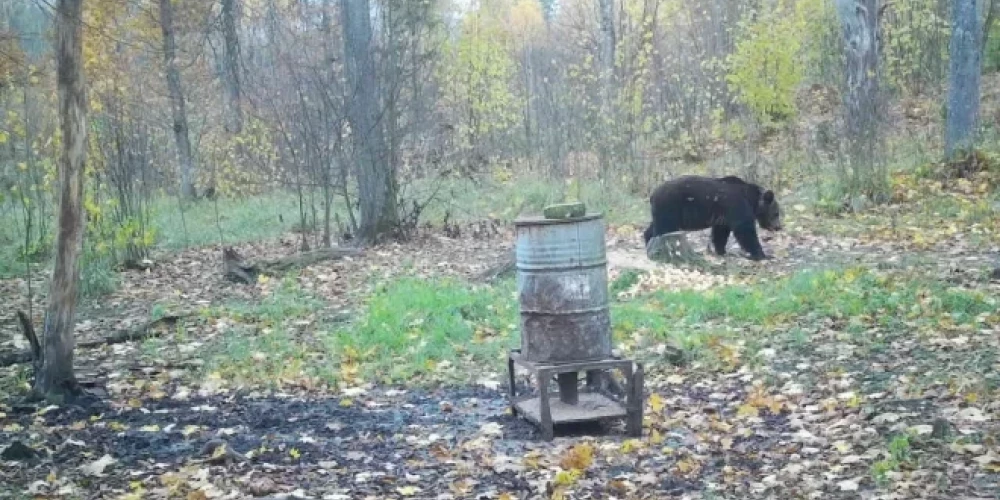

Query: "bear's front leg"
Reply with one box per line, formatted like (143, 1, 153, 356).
(731, 222, 768, 260)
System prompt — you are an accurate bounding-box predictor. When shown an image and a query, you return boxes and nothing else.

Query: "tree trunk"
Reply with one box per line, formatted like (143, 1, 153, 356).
(341, 0, 396, 244)
(982, 0, 996, 55)
(35, 0, 88, 402)
(836, 0, 884, 203)
(221, 0, 243, 135)
(947, 0, 982, 160)
(596, 0, 615, 180)
(159, 0, 197, 199)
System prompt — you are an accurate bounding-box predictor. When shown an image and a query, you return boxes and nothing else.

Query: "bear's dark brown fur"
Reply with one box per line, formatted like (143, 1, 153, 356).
(643, 175, 782, 260)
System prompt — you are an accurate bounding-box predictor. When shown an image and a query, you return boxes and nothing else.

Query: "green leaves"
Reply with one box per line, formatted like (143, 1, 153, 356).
(725, 2, 810, 124)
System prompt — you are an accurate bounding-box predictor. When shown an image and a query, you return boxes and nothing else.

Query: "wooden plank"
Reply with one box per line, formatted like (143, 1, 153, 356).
(514, 393, 628, 426)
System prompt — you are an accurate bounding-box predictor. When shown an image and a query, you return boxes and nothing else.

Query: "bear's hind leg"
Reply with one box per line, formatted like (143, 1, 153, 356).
(645, 209, 681, 246)
(731, 222, 768, 260)
(711, 226, 730, 255)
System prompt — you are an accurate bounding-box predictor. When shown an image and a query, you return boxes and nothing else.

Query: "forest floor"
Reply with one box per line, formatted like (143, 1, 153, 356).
(2, 172, 1000, 499)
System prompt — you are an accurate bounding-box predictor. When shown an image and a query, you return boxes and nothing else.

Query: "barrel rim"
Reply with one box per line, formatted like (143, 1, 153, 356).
(514, 213, 604, 226)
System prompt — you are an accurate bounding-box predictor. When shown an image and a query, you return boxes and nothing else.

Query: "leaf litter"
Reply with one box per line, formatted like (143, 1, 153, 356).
(3, 207, 1000, 499)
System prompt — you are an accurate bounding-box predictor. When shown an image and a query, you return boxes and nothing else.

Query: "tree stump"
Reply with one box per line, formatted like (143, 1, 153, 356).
(223, 247, 260, 284)
(646, 232, 704, 265)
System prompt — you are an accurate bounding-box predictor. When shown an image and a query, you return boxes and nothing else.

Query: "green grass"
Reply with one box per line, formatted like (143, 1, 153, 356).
(189, 265, 998, 389)
(195, 276, 519, 388)
(871, 433, 915, 488)
(149, 191, 302, 250)
(328, 277, 520, 383)
(194, 276, 332, 388)
(610, 266, 997, 361)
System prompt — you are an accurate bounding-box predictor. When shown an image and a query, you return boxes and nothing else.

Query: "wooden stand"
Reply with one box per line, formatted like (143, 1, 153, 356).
(507, 349, 644, 441)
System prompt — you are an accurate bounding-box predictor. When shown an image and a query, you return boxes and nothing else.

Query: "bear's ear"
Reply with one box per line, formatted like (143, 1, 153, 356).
(762, 190, 775, 204)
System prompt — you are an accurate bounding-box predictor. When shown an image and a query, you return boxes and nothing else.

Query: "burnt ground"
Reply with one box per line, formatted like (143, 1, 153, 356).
(2, 382, 795, 499)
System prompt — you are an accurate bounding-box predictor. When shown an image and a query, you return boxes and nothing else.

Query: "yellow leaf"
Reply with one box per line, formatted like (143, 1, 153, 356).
(212, 444, 228, 459)
(675, 456, 701, 475)
(737, 403, 759, 418)
(553, 469, 580, 487)
(522, 450, 541, 469)
(559, 442, 594, 471)
(649, 428, 664, 445)
(140, 424, 160, 432)
(397, 486, 421, 496)
(845, 393, 863, 409)
(289, 448, 300, 459)
(0, 131, 7, 144)
(620, 439, 643, 454)
(648, 393, 664, 413)
(339, 398, 353, 408)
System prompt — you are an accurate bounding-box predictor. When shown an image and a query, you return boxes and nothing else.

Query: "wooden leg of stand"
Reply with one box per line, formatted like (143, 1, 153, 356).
(627, 363, 644, 437)
(538, 368, 554, 441)
(507, 354, 518, 415)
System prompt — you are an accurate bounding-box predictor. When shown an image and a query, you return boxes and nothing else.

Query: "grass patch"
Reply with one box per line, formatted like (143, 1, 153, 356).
(194, 276, 331, 388)
(203, 327, 337, 389)
(196, 276, 521, 388)
(329, 277, 519, 384)
(218, 275, 326, 325)
(180, 263, 998, 390)
(150, 191, 302, 250)
(611, 266, 997, 365)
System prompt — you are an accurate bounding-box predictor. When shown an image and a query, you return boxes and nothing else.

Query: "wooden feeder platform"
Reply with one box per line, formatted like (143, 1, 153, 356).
(506, 349, 644, 441)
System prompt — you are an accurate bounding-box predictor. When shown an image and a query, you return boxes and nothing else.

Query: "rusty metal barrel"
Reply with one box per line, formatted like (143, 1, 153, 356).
(514, 213, 612, 364)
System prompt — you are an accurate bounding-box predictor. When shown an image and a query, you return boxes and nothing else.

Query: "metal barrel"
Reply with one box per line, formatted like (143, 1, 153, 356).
(514, 213, 612, 363)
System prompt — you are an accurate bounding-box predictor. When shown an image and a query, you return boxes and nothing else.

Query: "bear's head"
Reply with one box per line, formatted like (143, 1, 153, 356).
(756, 191, 782, 231)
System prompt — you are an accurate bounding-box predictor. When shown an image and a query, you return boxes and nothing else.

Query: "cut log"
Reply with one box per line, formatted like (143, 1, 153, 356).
(223, 246, 260, 284)
(223, 246, 362, 284)
(1, 313, 188, 368)
(259, 248, 361, 274)
(646, 232, 704, 265)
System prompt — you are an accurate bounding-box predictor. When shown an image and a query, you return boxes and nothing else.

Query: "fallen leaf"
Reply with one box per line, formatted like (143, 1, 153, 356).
(648, 393, 665, 413)
(838, 479, 860, 491)
(559, 443, 594, 471)
(80, 454, 117, 477)
(397, 486, 421, 496)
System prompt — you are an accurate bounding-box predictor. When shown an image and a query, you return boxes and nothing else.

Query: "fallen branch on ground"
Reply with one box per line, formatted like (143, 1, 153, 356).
(476, 251, 516, 283)
(223, 246, 362, 284)
(0, 313, 189, 368)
